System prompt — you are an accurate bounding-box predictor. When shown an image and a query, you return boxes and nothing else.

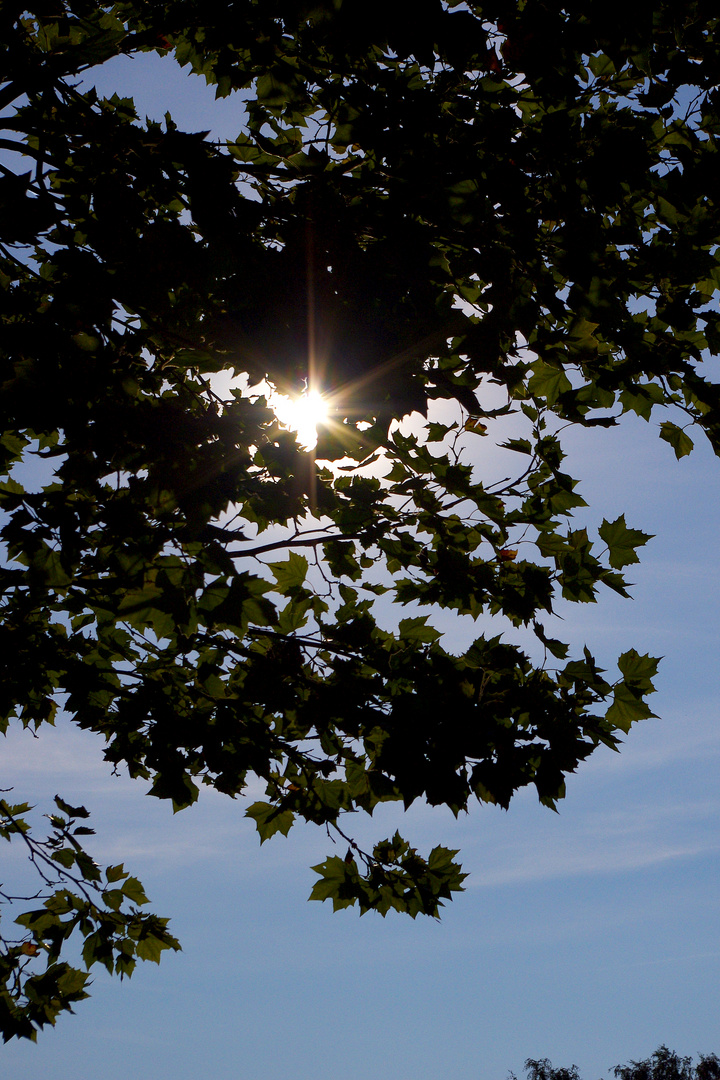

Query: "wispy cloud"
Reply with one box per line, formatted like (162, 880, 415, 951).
(463, 796, 720, 888)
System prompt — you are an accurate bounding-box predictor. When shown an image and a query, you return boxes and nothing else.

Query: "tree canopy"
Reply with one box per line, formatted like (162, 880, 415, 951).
(517, 1047, 720, 1080)
(2, 0, 719, 1040)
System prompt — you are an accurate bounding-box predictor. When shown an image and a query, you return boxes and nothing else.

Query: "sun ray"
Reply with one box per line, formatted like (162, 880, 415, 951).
(269, 386, 330, 449)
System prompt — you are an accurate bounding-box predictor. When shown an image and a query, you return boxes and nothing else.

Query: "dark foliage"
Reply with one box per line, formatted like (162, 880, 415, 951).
(2, 0, 719, 1037)
(513, 1047, 720, 1080)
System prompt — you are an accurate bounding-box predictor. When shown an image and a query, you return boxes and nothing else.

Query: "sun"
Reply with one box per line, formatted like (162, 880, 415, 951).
(269, 387, 330, 449)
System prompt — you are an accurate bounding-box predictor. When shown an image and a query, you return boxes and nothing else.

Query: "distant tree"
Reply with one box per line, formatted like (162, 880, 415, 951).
(509, 1047, 720, 1080)
(2, 0, 720, 1039)
(613, 1046, 720, 1080)
(521, 1057, 582, 1080)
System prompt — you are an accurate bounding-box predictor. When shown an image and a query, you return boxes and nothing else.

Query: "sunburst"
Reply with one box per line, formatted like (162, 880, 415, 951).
(269, 387, 330, 450)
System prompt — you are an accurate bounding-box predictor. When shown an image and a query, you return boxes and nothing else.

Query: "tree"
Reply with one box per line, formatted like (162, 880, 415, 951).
(510, 1047, 720, 1080)
(612, 1046, 720, 1080)
(1, 0, 719, 1039)
(520, 1059, 582, 1080)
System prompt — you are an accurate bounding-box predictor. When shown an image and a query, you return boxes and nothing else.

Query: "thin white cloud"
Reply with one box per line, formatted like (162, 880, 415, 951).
(577, 708, 720, 778)
(462, 794, 720, 888)
(470, 835, 720, 888)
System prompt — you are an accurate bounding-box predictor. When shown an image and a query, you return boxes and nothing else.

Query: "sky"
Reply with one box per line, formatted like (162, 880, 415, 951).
(3, 50, 720, 1080)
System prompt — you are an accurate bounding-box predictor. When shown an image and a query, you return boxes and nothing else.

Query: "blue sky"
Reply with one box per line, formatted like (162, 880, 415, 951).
(4, 51, 720, 1080)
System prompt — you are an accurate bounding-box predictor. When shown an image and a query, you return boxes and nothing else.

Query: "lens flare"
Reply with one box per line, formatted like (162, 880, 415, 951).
(270, 387, 329, 449)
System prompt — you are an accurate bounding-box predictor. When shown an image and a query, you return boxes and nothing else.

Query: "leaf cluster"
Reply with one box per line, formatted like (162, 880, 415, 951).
(0, 794, 179, 1041)
(1, 0, 719, 1038)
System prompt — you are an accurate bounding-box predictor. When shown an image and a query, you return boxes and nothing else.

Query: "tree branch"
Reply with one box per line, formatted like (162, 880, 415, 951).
(235, 533, 360, 558)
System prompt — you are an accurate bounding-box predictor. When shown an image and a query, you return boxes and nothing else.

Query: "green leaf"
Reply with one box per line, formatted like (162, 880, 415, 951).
(533, 622, 570, 660)
(528, 363, 573, 406)
(659, 421, 694, 459)
(277, 595, 313, 632)
(605, 683, 656, 732)
(135, 926, 179, 964)
(50, 848, 76, 869)
(308, 856, 357, 910)
(120, 876, 150, 906)
(598, 515, 653, 569)
(54, 796, 90, 819)
(245, 801, 295, 843)
(105, 865, 127, 884)
(268, 552, 309, 593)
(588, 52, 616, 77)
(619, 383, 666, 420)
(500, 437, 532, 455)
(617, 649, 661, 690)
(397, 617, 441, 644)
(606, 650, 660, 731)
